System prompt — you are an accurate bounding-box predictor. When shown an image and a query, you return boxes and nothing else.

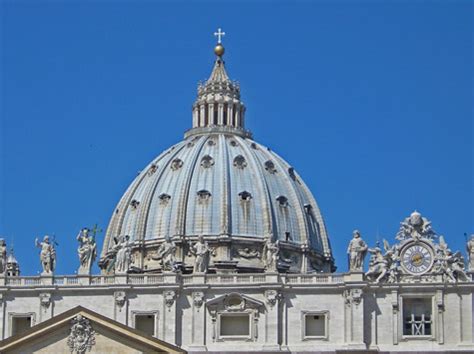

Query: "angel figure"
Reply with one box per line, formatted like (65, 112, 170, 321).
(365, 244, 387, 283)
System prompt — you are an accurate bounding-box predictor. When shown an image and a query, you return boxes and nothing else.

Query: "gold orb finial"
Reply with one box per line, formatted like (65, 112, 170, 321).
(214, 44, 225, 57)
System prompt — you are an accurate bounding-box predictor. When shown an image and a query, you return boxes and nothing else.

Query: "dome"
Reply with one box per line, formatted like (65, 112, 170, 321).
(100, 42, 334, 274)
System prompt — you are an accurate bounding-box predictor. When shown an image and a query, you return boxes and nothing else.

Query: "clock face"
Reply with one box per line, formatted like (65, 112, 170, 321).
(401, 243, 434, 275)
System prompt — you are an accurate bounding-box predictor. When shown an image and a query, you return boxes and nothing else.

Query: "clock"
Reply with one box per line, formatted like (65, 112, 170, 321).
(400, 242, 434, 275)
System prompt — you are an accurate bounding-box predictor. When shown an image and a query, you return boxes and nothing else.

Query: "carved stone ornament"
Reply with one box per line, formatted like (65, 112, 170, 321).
(344, 288, 363, 306)
(193, 291, 204, 309)
(39, 293, 51, 309)
(265, 290, 280, 308)
(114, 291, 127, 308)
(67, 315, 96, 354)
(396, 210, 436, 241)
(164, 290, 176, 308)
(235, 247, 260, 259)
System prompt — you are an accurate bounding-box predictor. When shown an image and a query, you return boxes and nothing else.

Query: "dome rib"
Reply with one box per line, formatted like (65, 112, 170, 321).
(237, 137, 274, 239)
(172, 136, 209, 238)
(219, 135, 230, 235)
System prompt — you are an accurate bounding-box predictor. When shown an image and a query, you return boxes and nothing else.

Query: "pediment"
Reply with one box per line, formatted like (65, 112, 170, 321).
(0, 306, 185, 354)
(207, 292, 264, 312)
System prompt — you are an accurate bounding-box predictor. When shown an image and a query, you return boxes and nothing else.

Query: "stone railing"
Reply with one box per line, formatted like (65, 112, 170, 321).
(3, 271, 471, 288)
(0, 272, 356, 288)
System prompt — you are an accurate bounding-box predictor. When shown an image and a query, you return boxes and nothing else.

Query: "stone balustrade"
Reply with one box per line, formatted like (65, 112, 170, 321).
(0, 273, 349, 288)
(3, 272, 468, 288)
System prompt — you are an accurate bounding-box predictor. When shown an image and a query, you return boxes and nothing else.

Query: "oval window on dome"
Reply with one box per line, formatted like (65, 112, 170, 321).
(233, 155, 247, 169)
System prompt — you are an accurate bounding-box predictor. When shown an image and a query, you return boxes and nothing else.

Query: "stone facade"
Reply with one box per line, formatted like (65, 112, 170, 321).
(0, 273, 472, 352)
(0, 34, 472, 353)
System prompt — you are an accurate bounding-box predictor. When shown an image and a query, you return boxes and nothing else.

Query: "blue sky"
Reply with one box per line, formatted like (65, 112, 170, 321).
(1, 0, 472, 275)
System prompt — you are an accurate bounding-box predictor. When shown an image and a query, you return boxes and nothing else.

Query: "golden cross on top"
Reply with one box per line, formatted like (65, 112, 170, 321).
(214, 28, 226, 44)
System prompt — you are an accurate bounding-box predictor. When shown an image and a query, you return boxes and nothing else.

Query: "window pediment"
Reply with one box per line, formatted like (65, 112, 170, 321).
(207, 293, 264, 312)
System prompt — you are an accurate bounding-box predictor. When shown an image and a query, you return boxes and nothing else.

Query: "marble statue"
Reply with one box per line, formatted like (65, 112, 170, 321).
(433, 237, 468, 282)
(263, 238, 279, 272)
(467, 234, 474, 271)
(114, 235, 132, 274)
(153, 236, 177, 272)
(347, 230, 368, 272)
(77, 228, 97, 275)
(191, 235, 210, 273)
(0, 239, 6, 274)
(365, 243, 389, 283)
(35, 235, 56, 274)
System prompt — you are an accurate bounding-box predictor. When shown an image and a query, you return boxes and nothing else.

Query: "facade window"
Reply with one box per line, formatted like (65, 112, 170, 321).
(134, 312, 157, 337)
(11, 315, 32, 336)
(219, 313, 251, 338)
(302, 311, 328, 339)
(403, 298, 432, 336)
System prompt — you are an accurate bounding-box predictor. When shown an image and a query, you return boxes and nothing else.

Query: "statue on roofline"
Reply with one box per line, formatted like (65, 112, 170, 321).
(152, 235, 177, 272)
(114, 235, 132, 274)
(347, 230, 368, 272)
(263, 237, 280, 272)
(77, 227, 97, 275)
(35, 235, 56, 275)
(191, 235, 211, 273)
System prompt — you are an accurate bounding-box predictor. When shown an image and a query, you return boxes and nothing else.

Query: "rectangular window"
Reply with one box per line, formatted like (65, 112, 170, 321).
(403, 298, 432, 336)
(303, 312, 328, 339)
(220, 314, 250, 337)
(12, 316, 32, 336)
(135, 314, 155, 337)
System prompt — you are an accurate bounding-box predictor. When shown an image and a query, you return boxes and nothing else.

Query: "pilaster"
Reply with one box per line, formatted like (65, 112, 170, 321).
(263, 290, 281, 350)
(188, 291, 206, 351)
(343, 288, 365, 349)
(162, 290, 177, 344)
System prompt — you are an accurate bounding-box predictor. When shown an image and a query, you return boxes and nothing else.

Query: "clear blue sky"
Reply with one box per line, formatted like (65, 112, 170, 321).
(1, 1, 472, 275)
